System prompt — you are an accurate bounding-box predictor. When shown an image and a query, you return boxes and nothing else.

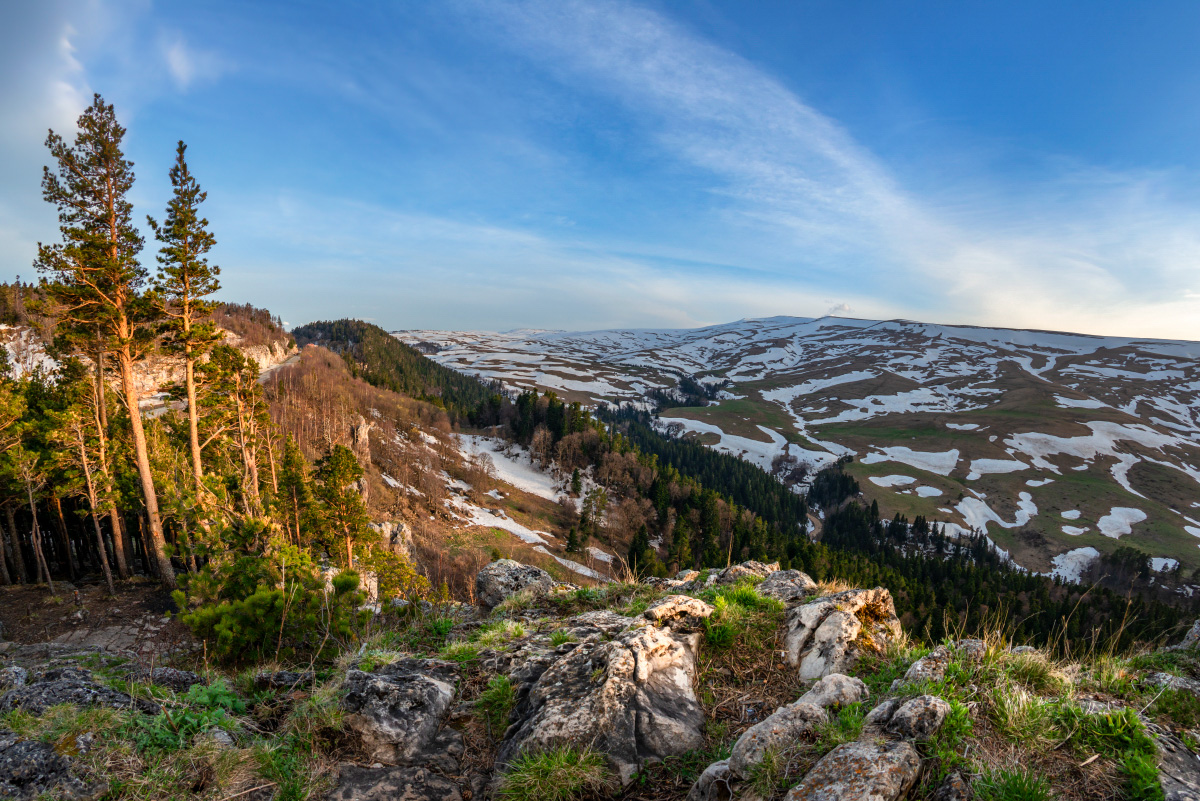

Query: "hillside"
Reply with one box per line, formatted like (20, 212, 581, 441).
(395, 316, 1200, 582)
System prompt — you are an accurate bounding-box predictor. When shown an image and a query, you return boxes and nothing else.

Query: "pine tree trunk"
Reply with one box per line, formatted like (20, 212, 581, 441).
(185, 348, 204, 493)
(51, 497, 76, 580)
(0, 525, 9, 586)
(117, 346, 175, 588)
(109, 510, 129, 578)
(6, 507, 26, 584)
(93, 354, 130, 580)
(26, 487, 54, 595)
(78, 425, 115, 595)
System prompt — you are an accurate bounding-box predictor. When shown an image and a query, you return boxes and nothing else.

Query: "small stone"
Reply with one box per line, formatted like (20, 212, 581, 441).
(930, 771, 970, 801)
(686, 759, 733, 801)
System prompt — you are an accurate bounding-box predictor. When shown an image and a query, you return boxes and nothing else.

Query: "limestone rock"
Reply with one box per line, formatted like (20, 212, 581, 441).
(498, 624, 705, 785)
(1157, 731, 1200, 801)
(0, 728, 105, 800)
(784, 740, 921, 801)
(325, 763, 462, 801)
(728, 702, 827, 777)
(1147, 673, 1200, 697)
(0, 667, 27, 692)
(930, 771, 971, 801)
(1168, 619, 1200, 652)
(642, 596, 715, 628)
(890, 639, 987, 692)
(712, 561, 779, 586)
(797, 673, 869, 710)
(757, 570, 818, 604)
(0, 668, 158, 716)
(886, 695, 950, 740)
(475, 559, 556, 609)
(686, 759, 734, 801)
(341, 658, 461, 767)
(783, 588, 901, 680)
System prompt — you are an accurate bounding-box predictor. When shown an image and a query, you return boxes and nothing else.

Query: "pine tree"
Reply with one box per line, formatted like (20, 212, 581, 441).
(313, 444, 371, 569)
(627, 524, 650, 574)
(36, 95, 174, 587)
(278, 435, 312, 545)
(570, 467, 582, 496)
(148, 141, 222, 499)
(565, 526, 580, 553)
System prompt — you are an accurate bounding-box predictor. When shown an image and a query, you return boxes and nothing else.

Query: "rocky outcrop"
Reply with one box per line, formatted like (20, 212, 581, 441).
(497, 623, 705, 785)
(475, 559, 557, 609)
(341, 659, 461, 767)
(783, 588, 901, 680)
(0, 729, 105, 800)
(757, 570, 818, 603)
(784, 740, 921, 801)
(1167, 619, 1200, 652)
(0, 666, 158, 716)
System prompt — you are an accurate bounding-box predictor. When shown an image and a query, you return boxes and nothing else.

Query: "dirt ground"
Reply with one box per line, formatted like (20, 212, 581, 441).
(0, 579, 197, 664)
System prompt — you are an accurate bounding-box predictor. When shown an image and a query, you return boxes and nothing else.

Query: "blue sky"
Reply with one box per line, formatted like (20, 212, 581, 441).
(2, 1, 1200, 338)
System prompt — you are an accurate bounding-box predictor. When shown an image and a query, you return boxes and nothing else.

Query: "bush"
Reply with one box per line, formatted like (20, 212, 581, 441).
(1120, 749, 1164, 801)
(174, 525, 368, 664)
(128, 679, 245, 753)
(499, 746, 612, 801)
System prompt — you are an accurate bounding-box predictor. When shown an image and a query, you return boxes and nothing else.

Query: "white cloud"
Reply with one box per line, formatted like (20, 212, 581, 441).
(161, 34, 227, 90)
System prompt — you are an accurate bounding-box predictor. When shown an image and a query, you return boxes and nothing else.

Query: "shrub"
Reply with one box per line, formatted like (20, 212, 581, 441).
(477, 676, 516, 735)
(499, 746, 612, 801)
(174, 524, 368, 664)
(975, 768, 1053, 801)
(127, 679, 244, 753)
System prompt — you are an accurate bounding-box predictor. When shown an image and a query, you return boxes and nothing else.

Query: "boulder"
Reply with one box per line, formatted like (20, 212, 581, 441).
(885, 695, 950, 740)
(757, 570, 818, 604)
(1157, 731, 1200, 801)
(0, 668, 158, 716)
(712, 561, 780, 586)
(475, 559, 556, 609)
(797, 673, 869, 710)
(784, 740, 921, 801)
(783, 588, 901, 680)
(642, 596, 715, 628)
(728, 702, 827, 777)
(325, 763, 462, 801)
(341, 658, 461, 767)
(497, 624, 705, 785)
(889, 639, 987, 692)
(0, 728, 105, 800)
(1168, 619, 1200, 652)
(930, 772, 971, 801)
(686, 759, 734, 801)
(1147, 673, 1200, 697)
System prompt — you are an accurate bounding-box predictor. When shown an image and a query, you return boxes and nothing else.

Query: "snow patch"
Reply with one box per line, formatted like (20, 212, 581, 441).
(915, 486, 943, 497)
(1097, 507, 1147, 539)
(1061, 510, 1081, 520)
(1049, 548, 1099, 582)
(862, 447, 959, 476)
(869, 475, 917, 488)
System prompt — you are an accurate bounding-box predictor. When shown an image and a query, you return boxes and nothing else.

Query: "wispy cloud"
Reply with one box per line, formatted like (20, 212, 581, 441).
(161, 33, 228, 90)
(469, 0, 1200, 339)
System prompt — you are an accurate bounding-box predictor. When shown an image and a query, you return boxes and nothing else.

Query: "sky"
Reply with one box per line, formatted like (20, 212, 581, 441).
(2, 1, 1200, 339)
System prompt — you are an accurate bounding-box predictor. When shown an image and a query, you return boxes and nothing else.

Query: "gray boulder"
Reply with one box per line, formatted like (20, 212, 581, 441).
(783, 588, 901, 680)
(0, 667, 27, 692)
(890, 639, 987, 692)
(757, 570, 818, 604)
(930, 771, 971, 801)
(784, 739, 921, 801)
(475, 559, 556, 609)
(797, 673, 869, 710)
(255, 670, 316, 690)
(712, 561, 780, 586)
(497, 623, 705, 785)
(686, 759, 734, 801)
(325, 764, 462, 801)
(134, 667, 206, 694)
(0, 729, 105, 800)
(1168, 619, 1200, 652)
(1157, 731, 1200, 801)
(341, 658, 461, 767)
(728, 701, 827, 777)
(1147, 672, 1200, 697)
(885, 695, 951, 740)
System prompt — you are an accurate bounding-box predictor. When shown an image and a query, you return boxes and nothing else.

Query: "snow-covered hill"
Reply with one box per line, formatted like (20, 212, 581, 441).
(396, 316, 1200, 579)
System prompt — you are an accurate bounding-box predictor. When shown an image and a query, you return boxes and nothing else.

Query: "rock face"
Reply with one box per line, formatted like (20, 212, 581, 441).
(783, 588, 901, 680)
(498, 623, 705, 785)
(0, 667, 158, 716)
(0, 729, 104, 800)
(784, 740, 921, 801)
(341, 659, 461, 767)
(475, 560, 556, 609)
(325, 764, 462, 801)
(757, 570, 818, 603)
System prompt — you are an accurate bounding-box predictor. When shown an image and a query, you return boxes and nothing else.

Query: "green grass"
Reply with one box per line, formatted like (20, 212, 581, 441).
(974, 768, 1053, 801)
(1120, 749, 1165, 801)
(477, 675, 517, 735)
(499, 746, 612, 801)
(550, 631, 573, 647)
